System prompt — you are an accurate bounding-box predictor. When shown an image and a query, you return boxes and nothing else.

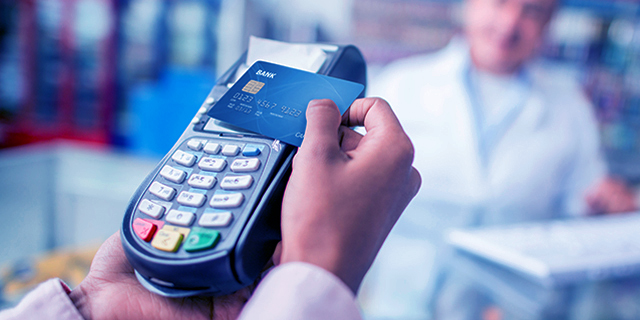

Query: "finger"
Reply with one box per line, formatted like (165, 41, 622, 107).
(342, 98, 413, 165)
(300, 99, 343, 156)
(343, 97, 404, 134)
(393, 167, 422, 219)
(342, 99, 416, 176)
(409, 167, 422, 198)
(588, 193, 607, 215)
(585, 194, 598, 214)
(607, 193, 635, 213)
(339, 126, 363, 153)
(91, 231, 135, 276)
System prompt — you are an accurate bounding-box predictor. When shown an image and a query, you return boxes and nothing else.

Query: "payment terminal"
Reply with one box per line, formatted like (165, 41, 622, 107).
(120, 40, 367, 297)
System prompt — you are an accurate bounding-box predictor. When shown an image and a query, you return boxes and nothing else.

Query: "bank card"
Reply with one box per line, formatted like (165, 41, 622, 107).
(207, 61, 364, 147)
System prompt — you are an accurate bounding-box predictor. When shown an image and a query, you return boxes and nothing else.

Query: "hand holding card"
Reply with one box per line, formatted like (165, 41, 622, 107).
(207, 61, 365, 146)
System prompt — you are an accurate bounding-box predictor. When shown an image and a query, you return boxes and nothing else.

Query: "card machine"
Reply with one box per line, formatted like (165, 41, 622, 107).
(121, 44, 367, 297)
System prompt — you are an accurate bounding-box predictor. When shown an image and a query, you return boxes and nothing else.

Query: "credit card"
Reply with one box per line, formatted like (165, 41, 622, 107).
(207, 61, 364, 147)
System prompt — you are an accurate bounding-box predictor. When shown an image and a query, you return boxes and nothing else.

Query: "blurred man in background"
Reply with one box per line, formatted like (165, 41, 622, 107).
(363, 0, 637, 318)
(0, 2, 13, 132)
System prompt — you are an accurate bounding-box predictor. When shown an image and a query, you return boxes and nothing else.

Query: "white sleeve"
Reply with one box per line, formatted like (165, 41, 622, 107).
(0, 279, 83, 320)
(239, 262, 363, 320)
(561, 90, 607, 216)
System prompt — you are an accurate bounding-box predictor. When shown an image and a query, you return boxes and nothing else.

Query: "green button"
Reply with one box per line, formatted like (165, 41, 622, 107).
(183, 227, 220, 252)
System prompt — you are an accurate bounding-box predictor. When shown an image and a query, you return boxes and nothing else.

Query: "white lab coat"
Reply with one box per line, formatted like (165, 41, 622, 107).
(360, 39, 606, 319)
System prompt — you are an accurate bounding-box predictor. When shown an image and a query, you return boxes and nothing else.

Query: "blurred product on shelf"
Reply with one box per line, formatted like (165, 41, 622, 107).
(2, 0, 119, 147)
(541, 4, 640, 182)
(118, 0, 220, 155)
(0, 2, 18, 145)
(0, 0, 220, 155)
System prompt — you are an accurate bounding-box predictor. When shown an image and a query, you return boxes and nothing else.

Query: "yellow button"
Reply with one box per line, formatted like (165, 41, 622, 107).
(151, 230, 183, 252)
(161, 225, 191, 238)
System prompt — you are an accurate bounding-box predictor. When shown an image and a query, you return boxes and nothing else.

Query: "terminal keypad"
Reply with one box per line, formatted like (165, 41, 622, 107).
(132, 138, 267, 254)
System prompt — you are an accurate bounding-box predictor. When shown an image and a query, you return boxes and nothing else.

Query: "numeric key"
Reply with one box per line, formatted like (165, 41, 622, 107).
(210, 192, 244, 208)
(149, 182, 176, 201)
(166, 209, 195, 226)
(188, 174, 216, 189)
(172, 150, 197, 167)
(199, 157, 227, 172)
(160, 165, 187, 183)
(220, 175, 253, 190)
(230, 158, 261, 172)
(177, 191, 206, 207)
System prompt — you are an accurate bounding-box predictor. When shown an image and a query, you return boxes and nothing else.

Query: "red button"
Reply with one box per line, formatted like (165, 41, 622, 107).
(146, 218, 165, 230)
(133, 218, 158, 242)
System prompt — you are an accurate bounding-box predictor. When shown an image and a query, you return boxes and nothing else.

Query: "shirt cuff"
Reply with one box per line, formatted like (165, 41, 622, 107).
(239, 262, 362, 320)
(0, 278, 84, 320)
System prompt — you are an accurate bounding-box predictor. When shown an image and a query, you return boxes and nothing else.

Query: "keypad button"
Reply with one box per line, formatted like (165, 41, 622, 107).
(210, 192, 244, 208)
(198, 157, 227, 172)
(151, 229, 183, 252)
(172, 150, 197, 167)
(183, 228, 220, 252)
(161, 225, 190, 238)
(177, 191, 206, 207)
(199, 212, 233, 227)
(146, 219, 165, 230)
(187, 139, 205, 151)
(221, 145, 240, 156)
(188, 174, 216, 189)
(242, 145, 261, 156)
(160, 165, 187, 184)
(230, 158, 261, 172)
(133, 218, 157, 242)
(149, 182, 176, 201)
(220, 175, 254, 190)
(166, 209, 195, 226)
(138, 199, 165, 219)
(204, 142, 221, 154)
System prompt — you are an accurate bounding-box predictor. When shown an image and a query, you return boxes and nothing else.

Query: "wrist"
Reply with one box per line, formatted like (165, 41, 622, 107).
(281, 244, 362, 294)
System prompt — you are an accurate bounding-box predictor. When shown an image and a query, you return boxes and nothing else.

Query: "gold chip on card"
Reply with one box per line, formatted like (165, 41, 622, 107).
(242, 80, 265, 94)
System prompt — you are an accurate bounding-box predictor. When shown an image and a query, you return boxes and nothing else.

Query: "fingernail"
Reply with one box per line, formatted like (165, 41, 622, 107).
(308, 99, 323, 108)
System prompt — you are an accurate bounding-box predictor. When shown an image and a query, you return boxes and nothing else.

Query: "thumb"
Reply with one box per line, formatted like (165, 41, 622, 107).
(300, 99, 342, 153)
